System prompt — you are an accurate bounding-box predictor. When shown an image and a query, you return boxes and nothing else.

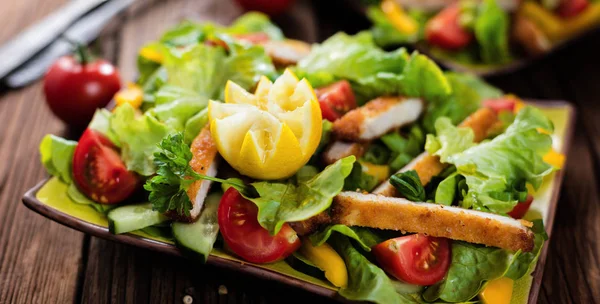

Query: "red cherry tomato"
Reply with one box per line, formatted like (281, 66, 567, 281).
(508, 195, 534, 219)
(218, 188, 301, 263)
(72, 129, 138, 204)
(234, 0, 295, 16)
(425, 5, 473, 50)
(315, 80, 357, 122)
(44, 52, 121, 128)
(372, 234, 451, 286)
(483, 97, 517, 114)
(557, 0, 589, 18)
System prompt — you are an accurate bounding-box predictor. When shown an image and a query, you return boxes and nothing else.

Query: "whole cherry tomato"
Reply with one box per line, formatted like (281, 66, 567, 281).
(218, 188, 301, 263)
(72, 129, 138, 204)
(234, 0, 295, 16)
(44, 46, 121, 128)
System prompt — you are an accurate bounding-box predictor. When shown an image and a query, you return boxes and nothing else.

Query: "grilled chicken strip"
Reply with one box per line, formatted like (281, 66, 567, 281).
(374, 107, 498, 197)
(177, 126, 219, 222)
(261, 39, 311, 68)
(332, 192, 535, 252)
(332, 97, 423, 142)
(323, 141, 367, 165)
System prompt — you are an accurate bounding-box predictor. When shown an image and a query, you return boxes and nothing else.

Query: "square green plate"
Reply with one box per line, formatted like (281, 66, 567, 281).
(22, 100, 575, 304)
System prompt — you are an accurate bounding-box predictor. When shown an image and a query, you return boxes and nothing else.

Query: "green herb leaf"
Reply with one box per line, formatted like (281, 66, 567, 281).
(389, 170, 426, 202)
(344, 162, 378, 192)
(309, 225, 381, 251)
(144, 133, 198, 216)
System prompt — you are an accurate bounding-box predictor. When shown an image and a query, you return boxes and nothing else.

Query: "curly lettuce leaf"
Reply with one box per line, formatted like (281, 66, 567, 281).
(474, 0, 511, 64)
(39, 135, 77, 184)
(246, 156, 355, 235)
(110, 104, 172, 176)
(366, 6, 420, 47)
(224, 12, 283, 40)
(425, 117, 476, 163)
(426, 106, 554, 213)
(150, 85, 208, 131)
(422, 72, 499, 133)
(296, 32, 408, 84)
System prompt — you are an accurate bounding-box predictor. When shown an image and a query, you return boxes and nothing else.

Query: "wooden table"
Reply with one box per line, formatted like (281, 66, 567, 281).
(0, 0, 598, 303)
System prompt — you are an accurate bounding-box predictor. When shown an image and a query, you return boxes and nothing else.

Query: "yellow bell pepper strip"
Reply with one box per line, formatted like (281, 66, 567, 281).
(360, 161, 390, 184)
(519, 2, 600, 43)
(479, 277, 514, 304)
(381, 0, 419, 35)
(544, 148, 565, 169)
(114, 83, 144, 109)
(299, 239, 348, 288)
(139, 45, 164, 64)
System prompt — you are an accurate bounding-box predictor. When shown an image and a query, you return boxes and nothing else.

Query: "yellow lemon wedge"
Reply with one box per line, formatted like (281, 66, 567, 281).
(208, 69, 322, 180)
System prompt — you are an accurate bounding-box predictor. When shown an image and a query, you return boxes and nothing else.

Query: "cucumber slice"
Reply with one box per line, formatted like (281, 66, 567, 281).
(107, 203, 169, 234)
(172, 193, 221, 262)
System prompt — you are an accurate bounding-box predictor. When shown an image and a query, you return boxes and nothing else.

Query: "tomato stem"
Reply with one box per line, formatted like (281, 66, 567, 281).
(62, 36, 93, 65)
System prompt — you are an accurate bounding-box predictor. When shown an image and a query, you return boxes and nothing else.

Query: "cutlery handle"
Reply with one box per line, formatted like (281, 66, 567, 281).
(0, 0, 107, 79)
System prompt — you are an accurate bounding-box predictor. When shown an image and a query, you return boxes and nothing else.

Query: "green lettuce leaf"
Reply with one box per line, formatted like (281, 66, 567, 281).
(422, 72, 499, 133)
(309, 225, 381, 251)
(344, 162, 378, 192)
(330, 235, 420, 304)
(163, 44, 227, 99)
(246, 156, 355, 235)
(399, 52, 452, 103)
(183, 108, 209, 144)
(110, 104, 172, 176)
(423, 242, 512, 302)
(425, 117, 475, 163)
(474, 0, 511, 64)
(67, 183, 115, 213)
(160, 21, 206, 47)
(220, 38, 277, 96)
(39, 135, 77, 184)
(151, 86, 208, 131)
(224, 12, 284, 40)
(366, 6, 421, 47)
(426, 106, 554, 213)
(505, 219, 548, 280)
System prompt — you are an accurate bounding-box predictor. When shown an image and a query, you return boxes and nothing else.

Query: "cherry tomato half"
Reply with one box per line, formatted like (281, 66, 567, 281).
(557, 0, 589, 18)
(72, 129, 138, 204)
(218, 188, 301, 263)
(44, 53, 121, 128)
(425, 5, 473, 50)
(372, 234, 451, 286)
(507, 195, 534, 219)
(315, 80, 357, 122)
(483, 97, 517, 114)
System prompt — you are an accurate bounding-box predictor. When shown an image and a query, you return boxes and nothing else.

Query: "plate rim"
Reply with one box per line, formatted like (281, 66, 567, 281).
(22, 100, 576, 304)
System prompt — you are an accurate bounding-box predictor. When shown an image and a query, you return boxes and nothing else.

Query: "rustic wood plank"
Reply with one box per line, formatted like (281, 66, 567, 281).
(0, 0, 90, 303)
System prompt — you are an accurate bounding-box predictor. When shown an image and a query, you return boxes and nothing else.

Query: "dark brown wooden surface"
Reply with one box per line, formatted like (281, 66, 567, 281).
(0, 0, 599, 303)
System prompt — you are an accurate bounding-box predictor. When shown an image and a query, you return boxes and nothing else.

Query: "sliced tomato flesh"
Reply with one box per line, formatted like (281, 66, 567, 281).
(425, 5, 473, 50)
(218, 188, 301, 264)
(373, 234, 451, 286)
(72, 129, 138, 204)
(315, 80, 357, 122)
(508, 195, 534, 219)
(483, 97, 517, 114)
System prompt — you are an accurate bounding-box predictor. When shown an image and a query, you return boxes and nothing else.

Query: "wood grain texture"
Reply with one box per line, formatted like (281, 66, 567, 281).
(0, 1, 88, 303)
(0, 0, 599, 303)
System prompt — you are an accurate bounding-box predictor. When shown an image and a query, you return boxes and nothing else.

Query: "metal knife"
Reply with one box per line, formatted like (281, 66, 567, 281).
(3, 0, 133, 88)
(0, 0, 108, 81)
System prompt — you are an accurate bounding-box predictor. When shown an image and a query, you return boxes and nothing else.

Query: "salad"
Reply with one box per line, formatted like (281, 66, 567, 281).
(39, 12, 566, 304)
(367, 0, 600, 68)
